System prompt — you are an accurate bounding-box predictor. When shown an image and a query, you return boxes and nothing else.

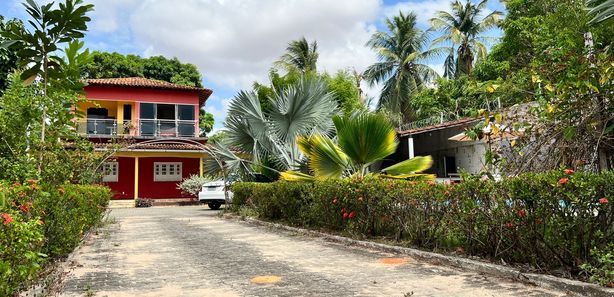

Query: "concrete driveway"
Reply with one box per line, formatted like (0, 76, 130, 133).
(55, 206, 571, 297)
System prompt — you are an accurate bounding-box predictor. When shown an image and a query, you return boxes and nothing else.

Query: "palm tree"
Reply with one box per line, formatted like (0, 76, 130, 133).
(430, 0, 503, 78)
(363, 12, 439, 119)
(281, 112, 433, 181)
(588, 0, 614, 24)
(204, 76, 338, 180)
(275, 37, 319, 73)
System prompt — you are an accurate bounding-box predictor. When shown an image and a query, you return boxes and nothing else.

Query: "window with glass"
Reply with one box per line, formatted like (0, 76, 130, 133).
(154, 162, 182, 182)
(102, 162, 118, 182)
(139, 103, 196, 137)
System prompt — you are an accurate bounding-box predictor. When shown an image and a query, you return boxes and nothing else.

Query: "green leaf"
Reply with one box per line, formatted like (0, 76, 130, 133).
(563, 126, 576, 141)
(305, 134, 349, 180)
(280, 171, 315, 182)
(334, 113, 398, 167)
(381, 156, 433, 176)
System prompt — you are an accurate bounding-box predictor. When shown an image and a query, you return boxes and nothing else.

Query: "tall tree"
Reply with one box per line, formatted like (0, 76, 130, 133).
(1, 0, 93, 173)
(82, 52, 203, 88)
(430, 0, 502, 78)
(275, 37, 319, 73)
(0, 16, 21, 94)
(363, 12, 439, 120)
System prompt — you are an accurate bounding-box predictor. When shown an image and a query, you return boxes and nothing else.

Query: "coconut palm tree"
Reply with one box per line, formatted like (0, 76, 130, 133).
(281, 112, 433, 181)
(275, 37, 319, 73)
(588, 0, 614, 24)
(430, 0, 503, 78)
(363, 12, 439, 119)
(204, 76, 338, 180)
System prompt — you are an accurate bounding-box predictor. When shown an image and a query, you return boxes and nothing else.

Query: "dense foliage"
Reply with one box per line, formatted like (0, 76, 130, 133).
(82, 51, 204, 87)
(0, 181, 111, 295)
(232, 170, 613, 286)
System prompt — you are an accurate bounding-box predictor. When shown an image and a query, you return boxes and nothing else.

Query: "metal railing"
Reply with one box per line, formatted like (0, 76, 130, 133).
(76, 119, 133, 136)
(75, 119, 196, 137)
(139, 119, 196, 137)
(397, 113, 453, 132)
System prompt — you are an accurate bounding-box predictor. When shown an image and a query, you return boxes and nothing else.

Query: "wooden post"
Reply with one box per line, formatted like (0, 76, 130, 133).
(199, 157, 204, 177)
(134, 157, 139, 201)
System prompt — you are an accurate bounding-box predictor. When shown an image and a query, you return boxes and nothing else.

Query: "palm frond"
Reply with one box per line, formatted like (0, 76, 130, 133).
(381, 155, 433, 175)
(333, 113, 398, 167)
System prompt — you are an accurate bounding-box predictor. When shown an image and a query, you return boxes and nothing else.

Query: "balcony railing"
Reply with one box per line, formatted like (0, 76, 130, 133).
(75, 119, 196, 137)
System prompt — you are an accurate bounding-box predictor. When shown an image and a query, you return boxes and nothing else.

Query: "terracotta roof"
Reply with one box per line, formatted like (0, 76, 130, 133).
(94, 142, 205, 151)
(398, 118, 478, 136)
(86, 77, 213, 107)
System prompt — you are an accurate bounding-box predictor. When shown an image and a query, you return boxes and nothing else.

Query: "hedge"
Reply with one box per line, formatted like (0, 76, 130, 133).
(231, 170, 614, 286)
(0, 181, 111, 296)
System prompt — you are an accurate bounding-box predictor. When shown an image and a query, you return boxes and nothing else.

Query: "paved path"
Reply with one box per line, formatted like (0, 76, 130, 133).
(55, 206, 572, 297)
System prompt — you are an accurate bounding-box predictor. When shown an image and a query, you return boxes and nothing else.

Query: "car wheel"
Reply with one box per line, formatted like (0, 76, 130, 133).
(208, 202, 221, 210)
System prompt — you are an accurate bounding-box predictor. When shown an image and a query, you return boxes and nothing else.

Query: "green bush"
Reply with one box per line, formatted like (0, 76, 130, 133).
(0, 181, 111, 295)
(231, 170, 614, 285)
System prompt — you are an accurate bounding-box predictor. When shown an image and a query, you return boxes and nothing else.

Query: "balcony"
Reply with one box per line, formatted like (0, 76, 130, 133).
(76, 119, 197, 137)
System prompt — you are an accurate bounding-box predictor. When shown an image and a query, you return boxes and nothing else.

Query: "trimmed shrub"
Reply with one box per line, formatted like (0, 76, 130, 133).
(0, 181, 111, 295)
(231, 170, 614, 285)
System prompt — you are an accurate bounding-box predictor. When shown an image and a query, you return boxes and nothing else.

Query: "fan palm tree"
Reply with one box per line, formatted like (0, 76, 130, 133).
(430, 0, 503, 78)
(281, 112, 434, 181)
(205, 76, 338, 180)
(363, 12, 439, 119)
(275, 37, 319, 73)
(588, 0, 614, 24)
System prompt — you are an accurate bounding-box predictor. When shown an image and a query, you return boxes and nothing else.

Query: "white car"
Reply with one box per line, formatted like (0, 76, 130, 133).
(198, 180, 232, 210)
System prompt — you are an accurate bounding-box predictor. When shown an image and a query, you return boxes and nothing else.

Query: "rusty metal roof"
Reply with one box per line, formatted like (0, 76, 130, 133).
(397, 118, 478, 137)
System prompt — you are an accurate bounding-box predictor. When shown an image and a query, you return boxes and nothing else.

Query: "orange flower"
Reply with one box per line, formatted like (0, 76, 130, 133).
(564, 169, 574, 175)
(19, 204, 29, 213)
(558, 178, 569, 185)
(26, 179, 38, 185)
(37, 220, 45, 225)
(599, 197, 608, 204)
(1, 213, 13, 225)
(58, 187, 65, 194)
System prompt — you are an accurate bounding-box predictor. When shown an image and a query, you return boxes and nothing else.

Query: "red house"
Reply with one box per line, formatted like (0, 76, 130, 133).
(76, 77, 213, 203)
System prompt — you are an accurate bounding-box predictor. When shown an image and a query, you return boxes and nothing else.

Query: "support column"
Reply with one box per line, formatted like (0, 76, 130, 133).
(134, 157, 139, 201)
(199, 157, 204, 177)
(408, 137, 415, 159)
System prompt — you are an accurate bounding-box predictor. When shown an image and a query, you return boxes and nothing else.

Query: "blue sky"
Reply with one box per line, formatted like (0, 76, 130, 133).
(1, 0, 504, 133)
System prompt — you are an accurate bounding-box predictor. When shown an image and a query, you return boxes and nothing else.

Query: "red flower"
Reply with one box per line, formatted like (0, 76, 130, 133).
(427, 181, 436, 186)
(348, 211, 356, 219)
(58, 187, 65, 195)
(558, 178, 569, 185)
(564, 169, 574, 175)
(340, 208, 345, 213)
(332, 199, 338, 205)
(19, 204, 29, 213)
(1, 213, 13, 225)
(599, 197, 608, 204)
(12, 182, 21, 187)
(26, 179, 38, 185)
(342, 212, 349, 219)
(518, 209, 526, 217)
(505, 222, 514, 228)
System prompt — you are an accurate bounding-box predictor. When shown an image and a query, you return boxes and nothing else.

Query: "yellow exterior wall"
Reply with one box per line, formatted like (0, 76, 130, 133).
(76, 100, 119, 118)
(114, 151, 207, 159)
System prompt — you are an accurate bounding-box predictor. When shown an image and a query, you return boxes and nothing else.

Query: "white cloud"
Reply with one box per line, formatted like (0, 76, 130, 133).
(205, 96, 232, 125)
(83, 0, 381, 90)
(382, 0, 451, 26)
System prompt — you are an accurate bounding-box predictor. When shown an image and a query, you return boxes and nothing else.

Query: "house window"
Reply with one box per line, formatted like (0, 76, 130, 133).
(154, 162, 182, 182)
(102, 162, 118, 182)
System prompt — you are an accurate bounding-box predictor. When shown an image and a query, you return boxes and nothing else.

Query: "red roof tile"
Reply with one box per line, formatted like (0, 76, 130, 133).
(398, 118, 478, 136)
(86, 77, 213, 107)
(94, 142, 205, 151)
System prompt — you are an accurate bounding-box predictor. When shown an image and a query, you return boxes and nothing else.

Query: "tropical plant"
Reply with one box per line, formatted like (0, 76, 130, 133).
(363, 11, 439, 120)
(0, 0, 93, 173)
(588, 0, 614, 24)
(177, 174, 211, 196)
(275, 37, 319, 73)
(204, 76, 339, 180)
(280, 112, 433, 181)
(430, 0, 503, 78)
